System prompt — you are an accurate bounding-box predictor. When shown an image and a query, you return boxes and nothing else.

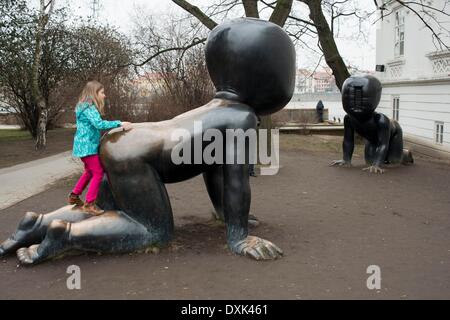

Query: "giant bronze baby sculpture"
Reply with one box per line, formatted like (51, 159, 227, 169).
(0, 18, 296, 264)
(331, 75, 413, 173)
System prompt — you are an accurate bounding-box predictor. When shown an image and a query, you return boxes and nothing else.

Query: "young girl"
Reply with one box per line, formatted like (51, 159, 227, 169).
(68, 80, 132, 215)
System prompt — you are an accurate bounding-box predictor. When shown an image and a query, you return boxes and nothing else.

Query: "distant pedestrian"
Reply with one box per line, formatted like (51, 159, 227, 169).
(68, 80, 133, 215)
(316, 100, 324, 123)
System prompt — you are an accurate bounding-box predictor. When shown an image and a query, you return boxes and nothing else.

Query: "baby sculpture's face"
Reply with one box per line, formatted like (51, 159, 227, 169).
(342, 75, 382, 119)
(205, 18, 296, 116)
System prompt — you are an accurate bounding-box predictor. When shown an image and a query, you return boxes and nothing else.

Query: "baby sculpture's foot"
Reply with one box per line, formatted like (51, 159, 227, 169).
(17, 245, 40, 265)
(0, 239, 20, 257)
(0, 212, 41, 257)
(17, 220, 70, 265)
(230, 236, 283, 260)
(330, 160, 352, 167)
(362, 165, 385, 174)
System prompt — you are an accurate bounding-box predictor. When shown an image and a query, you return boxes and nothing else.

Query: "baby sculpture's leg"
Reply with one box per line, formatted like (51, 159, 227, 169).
(222, 142, 282, 260)
(203, 165, 224, 221)
(96, 175, 120, 211)
(16, 211, 150, 265)
(203, 165, 260, 227)
(0, 206, 91, 257)
(386, 133, 404, 164)
(105, 162, 174, 245)
(387, 122, 413, 165)
(364, 141, 377, 165)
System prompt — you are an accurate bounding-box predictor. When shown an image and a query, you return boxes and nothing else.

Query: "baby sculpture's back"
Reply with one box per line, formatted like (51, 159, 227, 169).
(100, 99, 255, 182)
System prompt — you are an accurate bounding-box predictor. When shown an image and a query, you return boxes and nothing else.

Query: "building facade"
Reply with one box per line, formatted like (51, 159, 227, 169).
(375, 0, 450, 159)
(294, 68, 340, 94)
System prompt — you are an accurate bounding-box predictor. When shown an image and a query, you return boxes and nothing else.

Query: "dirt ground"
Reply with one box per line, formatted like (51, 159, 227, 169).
(0, 128, 75, 169)
(0, 135, 449, 299)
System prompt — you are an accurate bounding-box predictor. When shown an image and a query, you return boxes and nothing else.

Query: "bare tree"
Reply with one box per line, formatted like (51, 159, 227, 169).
(33, 0, 56, 150)
(170, 0, 448, 87)
(130, 14, 214, 121)
(0, 1, 133, 147)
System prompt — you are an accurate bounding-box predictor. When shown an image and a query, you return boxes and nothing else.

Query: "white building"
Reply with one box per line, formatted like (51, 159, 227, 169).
(375, 0, 450, 159)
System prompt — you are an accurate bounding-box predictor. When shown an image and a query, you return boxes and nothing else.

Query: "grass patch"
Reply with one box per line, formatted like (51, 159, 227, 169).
(0, 128, 76, 142)
(0, 129, 32, 141)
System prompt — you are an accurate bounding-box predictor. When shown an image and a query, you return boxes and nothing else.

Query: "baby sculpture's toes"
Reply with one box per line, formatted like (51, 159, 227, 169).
(231, 236, 283, 260)
(362, 165, 385, 174)
(0, 211, 41, 257)
(0, 239, 20, 257)
(17, 245, 40, 265)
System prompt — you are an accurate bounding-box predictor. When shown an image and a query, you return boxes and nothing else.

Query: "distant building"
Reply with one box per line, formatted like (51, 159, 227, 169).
(294, 68, 340, 94)
(375, 0, 450, 159)
(313, 69, 339, 93)
(294, 69, 313, 93)
(131, 72, 167, 98)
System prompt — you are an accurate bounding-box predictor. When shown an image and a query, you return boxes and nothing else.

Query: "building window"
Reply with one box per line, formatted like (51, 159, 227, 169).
(435, 122, 444, 145)
(394, 10, 405, 57)
(392, 96, 400, 121)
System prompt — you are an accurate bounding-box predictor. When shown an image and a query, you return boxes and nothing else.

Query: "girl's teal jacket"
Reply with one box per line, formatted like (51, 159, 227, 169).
(72, 102, 121, 158)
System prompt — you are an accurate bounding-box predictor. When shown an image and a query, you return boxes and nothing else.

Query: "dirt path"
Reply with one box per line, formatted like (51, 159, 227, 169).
(0, 137, 449, 299)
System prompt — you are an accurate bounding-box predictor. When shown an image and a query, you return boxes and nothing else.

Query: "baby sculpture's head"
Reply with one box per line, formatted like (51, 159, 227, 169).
(342, 75, 382, 119)
(205, 18, 296, 116)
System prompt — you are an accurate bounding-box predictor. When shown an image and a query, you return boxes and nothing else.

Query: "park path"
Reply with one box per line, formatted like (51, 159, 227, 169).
(0, 151, 82, 210)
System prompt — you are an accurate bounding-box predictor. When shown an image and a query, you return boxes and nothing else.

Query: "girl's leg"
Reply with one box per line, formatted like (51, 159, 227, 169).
(84, 155, 104, 203)
(72, 157, 93, 195)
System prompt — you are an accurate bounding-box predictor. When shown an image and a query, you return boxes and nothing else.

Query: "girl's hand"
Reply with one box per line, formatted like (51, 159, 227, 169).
(121, 121, 133, 131)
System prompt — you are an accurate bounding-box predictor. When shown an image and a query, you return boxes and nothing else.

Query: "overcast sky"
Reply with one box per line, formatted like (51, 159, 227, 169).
(62, 0, 376, 71)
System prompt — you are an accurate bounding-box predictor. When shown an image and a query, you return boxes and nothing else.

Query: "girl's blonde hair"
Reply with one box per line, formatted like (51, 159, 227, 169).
(78, 80, 105, 114)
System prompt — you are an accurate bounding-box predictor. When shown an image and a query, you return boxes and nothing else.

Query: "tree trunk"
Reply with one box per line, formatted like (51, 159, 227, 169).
(269, 0, 293, 27)
(304, 0, 350, 90)
(35, 107, 48, 150)
(242, 0, 259, 18)
(261, 0, 293, 152)
(31, 0, 54, 150)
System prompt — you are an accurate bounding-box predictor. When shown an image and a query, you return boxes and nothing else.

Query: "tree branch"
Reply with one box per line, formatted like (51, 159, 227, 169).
(302, 0, 350, 90)
(395, 0, 449, 50)
(172, 0, 218, 30)
(125, 37, 207, 68)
